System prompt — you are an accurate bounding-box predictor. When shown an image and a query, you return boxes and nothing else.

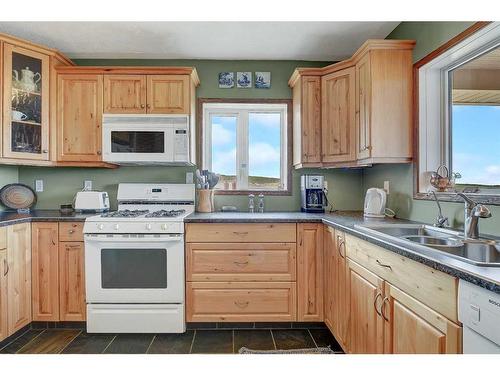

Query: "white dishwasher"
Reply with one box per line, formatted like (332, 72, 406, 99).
(458, 280, 500, 353)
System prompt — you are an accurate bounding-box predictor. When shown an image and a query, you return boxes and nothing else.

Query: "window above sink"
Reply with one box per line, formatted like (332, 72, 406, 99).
(414, 22, 500, 205)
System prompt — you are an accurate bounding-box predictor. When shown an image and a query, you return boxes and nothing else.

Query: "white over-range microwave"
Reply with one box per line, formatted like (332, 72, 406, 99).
(102, 114, 193, 165)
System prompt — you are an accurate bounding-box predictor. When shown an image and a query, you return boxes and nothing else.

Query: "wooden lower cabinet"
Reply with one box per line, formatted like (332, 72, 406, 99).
(31, 223, 59, 321)
(59, 242, 86, 321)
(0, 243, 8, 341)
(347, 259, 385, 354)
(187, 282, 296, 322)
(383, 283, 462, 354)
(6, 223, 32, 335)
(30, 221, 86, 323)
(297, 223, 323, 321)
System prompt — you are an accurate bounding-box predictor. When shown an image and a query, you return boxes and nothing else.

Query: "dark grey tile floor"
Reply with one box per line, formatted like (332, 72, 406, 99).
(0, 327, 343, 354)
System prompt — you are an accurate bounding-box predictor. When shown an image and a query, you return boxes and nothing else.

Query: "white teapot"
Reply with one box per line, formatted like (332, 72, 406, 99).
(13, 66, 41, 92)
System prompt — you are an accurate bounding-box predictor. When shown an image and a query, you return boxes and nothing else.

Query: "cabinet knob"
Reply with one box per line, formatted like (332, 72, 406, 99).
(141, 104, 145, 109)
(97, 151, 102, 155)
(42, 149, 48, 153)
(146, 104, 151, 109)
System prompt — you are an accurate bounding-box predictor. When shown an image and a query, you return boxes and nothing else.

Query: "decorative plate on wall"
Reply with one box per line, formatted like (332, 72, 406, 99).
(0, 183, 37, 211)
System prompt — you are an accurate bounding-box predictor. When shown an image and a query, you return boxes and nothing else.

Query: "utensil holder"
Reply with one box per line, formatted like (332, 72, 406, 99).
(197, 189, 215, 213)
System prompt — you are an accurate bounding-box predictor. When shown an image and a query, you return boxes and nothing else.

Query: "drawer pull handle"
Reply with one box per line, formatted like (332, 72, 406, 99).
(374, 291, 382, 316)
(381, 297, 390, 322)
(3, 259, 8, 276)
(234, 301, 249, 308)
(376, 259, 392, 270)
(233, 231, 249, 236)
(233, 261, 249, 267)
(68, 230, 75, 234)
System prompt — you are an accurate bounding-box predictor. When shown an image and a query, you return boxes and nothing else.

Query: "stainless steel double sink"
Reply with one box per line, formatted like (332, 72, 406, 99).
(354, 223, 500, 267)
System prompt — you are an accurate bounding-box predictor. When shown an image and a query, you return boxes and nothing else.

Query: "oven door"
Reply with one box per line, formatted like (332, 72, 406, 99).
(84, 234, 184, 303)
(102, 124, 175, 163)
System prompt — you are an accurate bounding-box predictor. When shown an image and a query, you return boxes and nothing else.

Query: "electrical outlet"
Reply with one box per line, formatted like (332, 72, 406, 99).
(186, 172, 194, 184)
(384, 180, 390, 195)
(84, 180, 93, 191)
(323, 180, 328, 190)
(35, 180, 44, 192)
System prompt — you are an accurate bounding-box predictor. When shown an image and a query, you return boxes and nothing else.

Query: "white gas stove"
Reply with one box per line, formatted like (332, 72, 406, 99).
(83, 183, 194, 334)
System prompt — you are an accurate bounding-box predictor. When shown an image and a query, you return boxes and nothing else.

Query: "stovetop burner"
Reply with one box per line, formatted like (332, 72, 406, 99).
(101, 209, 150, 218)
(145, 209, 186, 218)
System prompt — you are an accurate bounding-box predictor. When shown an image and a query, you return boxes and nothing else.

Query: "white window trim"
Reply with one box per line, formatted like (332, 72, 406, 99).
(417, 22, 500, 194)
(202, 102, 288, 191)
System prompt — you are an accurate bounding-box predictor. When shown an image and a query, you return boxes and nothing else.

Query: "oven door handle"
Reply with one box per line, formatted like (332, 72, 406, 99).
(84, 235, 183, 243)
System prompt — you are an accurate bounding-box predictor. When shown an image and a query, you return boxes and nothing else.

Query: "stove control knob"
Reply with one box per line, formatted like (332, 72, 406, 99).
(98, 224, 104, 230)
(161, 224, 168, 231)
(146, 223, 152, 231)
(114, 224, 120, 230)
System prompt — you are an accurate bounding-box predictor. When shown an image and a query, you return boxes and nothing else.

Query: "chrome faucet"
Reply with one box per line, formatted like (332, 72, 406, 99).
(431, 191, 448, 228)
(456, 193, 492, 239)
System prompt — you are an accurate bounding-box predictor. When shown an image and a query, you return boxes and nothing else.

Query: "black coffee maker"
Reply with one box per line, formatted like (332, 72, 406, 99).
(300, 175, 327, 213)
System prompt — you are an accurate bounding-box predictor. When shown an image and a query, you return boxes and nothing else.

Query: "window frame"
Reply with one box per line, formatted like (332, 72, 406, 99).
(197, 98, 292, 195)
(414, 21, 500, 205)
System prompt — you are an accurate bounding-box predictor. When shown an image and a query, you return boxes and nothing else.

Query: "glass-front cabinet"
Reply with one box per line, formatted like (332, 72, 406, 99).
(2, 43, 49, 160)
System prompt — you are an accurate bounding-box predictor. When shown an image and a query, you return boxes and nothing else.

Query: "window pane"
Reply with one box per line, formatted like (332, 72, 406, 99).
(452, 105, 500, 186)
(248, 113, 282, 190)
(211, 116, 237, 189)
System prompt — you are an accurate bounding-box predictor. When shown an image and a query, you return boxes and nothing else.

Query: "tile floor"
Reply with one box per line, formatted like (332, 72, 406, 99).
(0, 327, 344, 354)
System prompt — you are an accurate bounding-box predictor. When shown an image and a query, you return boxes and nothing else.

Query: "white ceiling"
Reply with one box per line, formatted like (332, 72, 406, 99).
(0, 22, 399, 61)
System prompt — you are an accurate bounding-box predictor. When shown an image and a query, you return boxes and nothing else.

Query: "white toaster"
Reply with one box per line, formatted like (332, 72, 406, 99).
(74, 191, 110, 212)
(363, 188, 387, 218)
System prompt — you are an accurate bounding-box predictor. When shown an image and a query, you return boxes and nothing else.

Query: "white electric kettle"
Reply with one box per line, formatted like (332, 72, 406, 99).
(363, 188, 387, 218)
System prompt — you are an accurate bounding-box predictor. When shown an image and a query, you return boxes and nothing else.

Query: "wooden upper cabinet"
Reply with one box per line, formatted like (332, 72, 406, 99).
(355, 48, 413, 163)
(7, 223, 32, 335)
(355, 53, 371, 160)
(347, 258, 384, 354)
(31, 223, 59, 322)
(2, 43, 50, 160)
(59, 241, 86, 321)
(297, 223, 323, 321)
(103, 74, 146, 114)
(147, 75, 190, 114)
(292, 76, 321, 167)
(57, 74, 103, 162)
(383, 283, 462, 354)
(322, 67, 356, 164)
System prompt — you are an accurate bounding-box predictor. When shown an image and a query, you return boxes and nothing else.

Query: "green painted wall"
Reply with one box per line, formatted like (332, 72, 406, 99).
(363, 22, 500, 236)
(14, 58, 364, 212)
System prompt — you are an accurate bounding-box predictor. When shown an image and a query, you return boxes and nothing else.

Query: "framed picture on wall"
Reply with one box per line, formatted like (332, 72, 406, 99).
(218, 72, 234, 88)
(237, 72, 252, 88)
(255, 72, 271, 88)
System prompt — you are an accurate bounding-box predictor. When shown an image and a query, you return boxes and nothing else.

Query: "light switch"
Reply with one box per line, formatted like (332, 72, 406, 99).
(384, 180, 390, 195)
(35, 180, 44, 192)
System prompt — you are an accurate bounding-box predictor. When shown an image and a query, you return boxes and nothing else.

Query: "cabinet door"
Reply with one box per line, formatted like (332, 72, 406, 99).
(297, 223, 323, 321)
(59, 242, 86, 321)
(301, 76, 322, 164)
(323, 226, 335, 332)
(347, 258, 384, 354)
(321, 67, 356, 163)
(383, 283, 462, 354)
(147, 75, 190, 114)
(103, 75, 146, 114)
(356, 52, 371, 160)
(2, 43, 50, 160)
(57, 74, 103, 162)
(7, 223, 32, 335)
(31, 223, 59, 321)
(0, 248, 8, 341)
(334, 230, 349, 348)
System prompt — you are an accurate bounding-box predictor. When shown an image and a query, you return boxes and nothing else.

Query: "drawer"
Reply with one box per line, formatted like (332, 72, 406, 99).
(185, 223, 296, 243)
(345, 234, 459, 322)
(0, 227, 6, 249)
(59, 222, 84, 242)
(186, 243, 296, 282)
(186, 282, 296, 322)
